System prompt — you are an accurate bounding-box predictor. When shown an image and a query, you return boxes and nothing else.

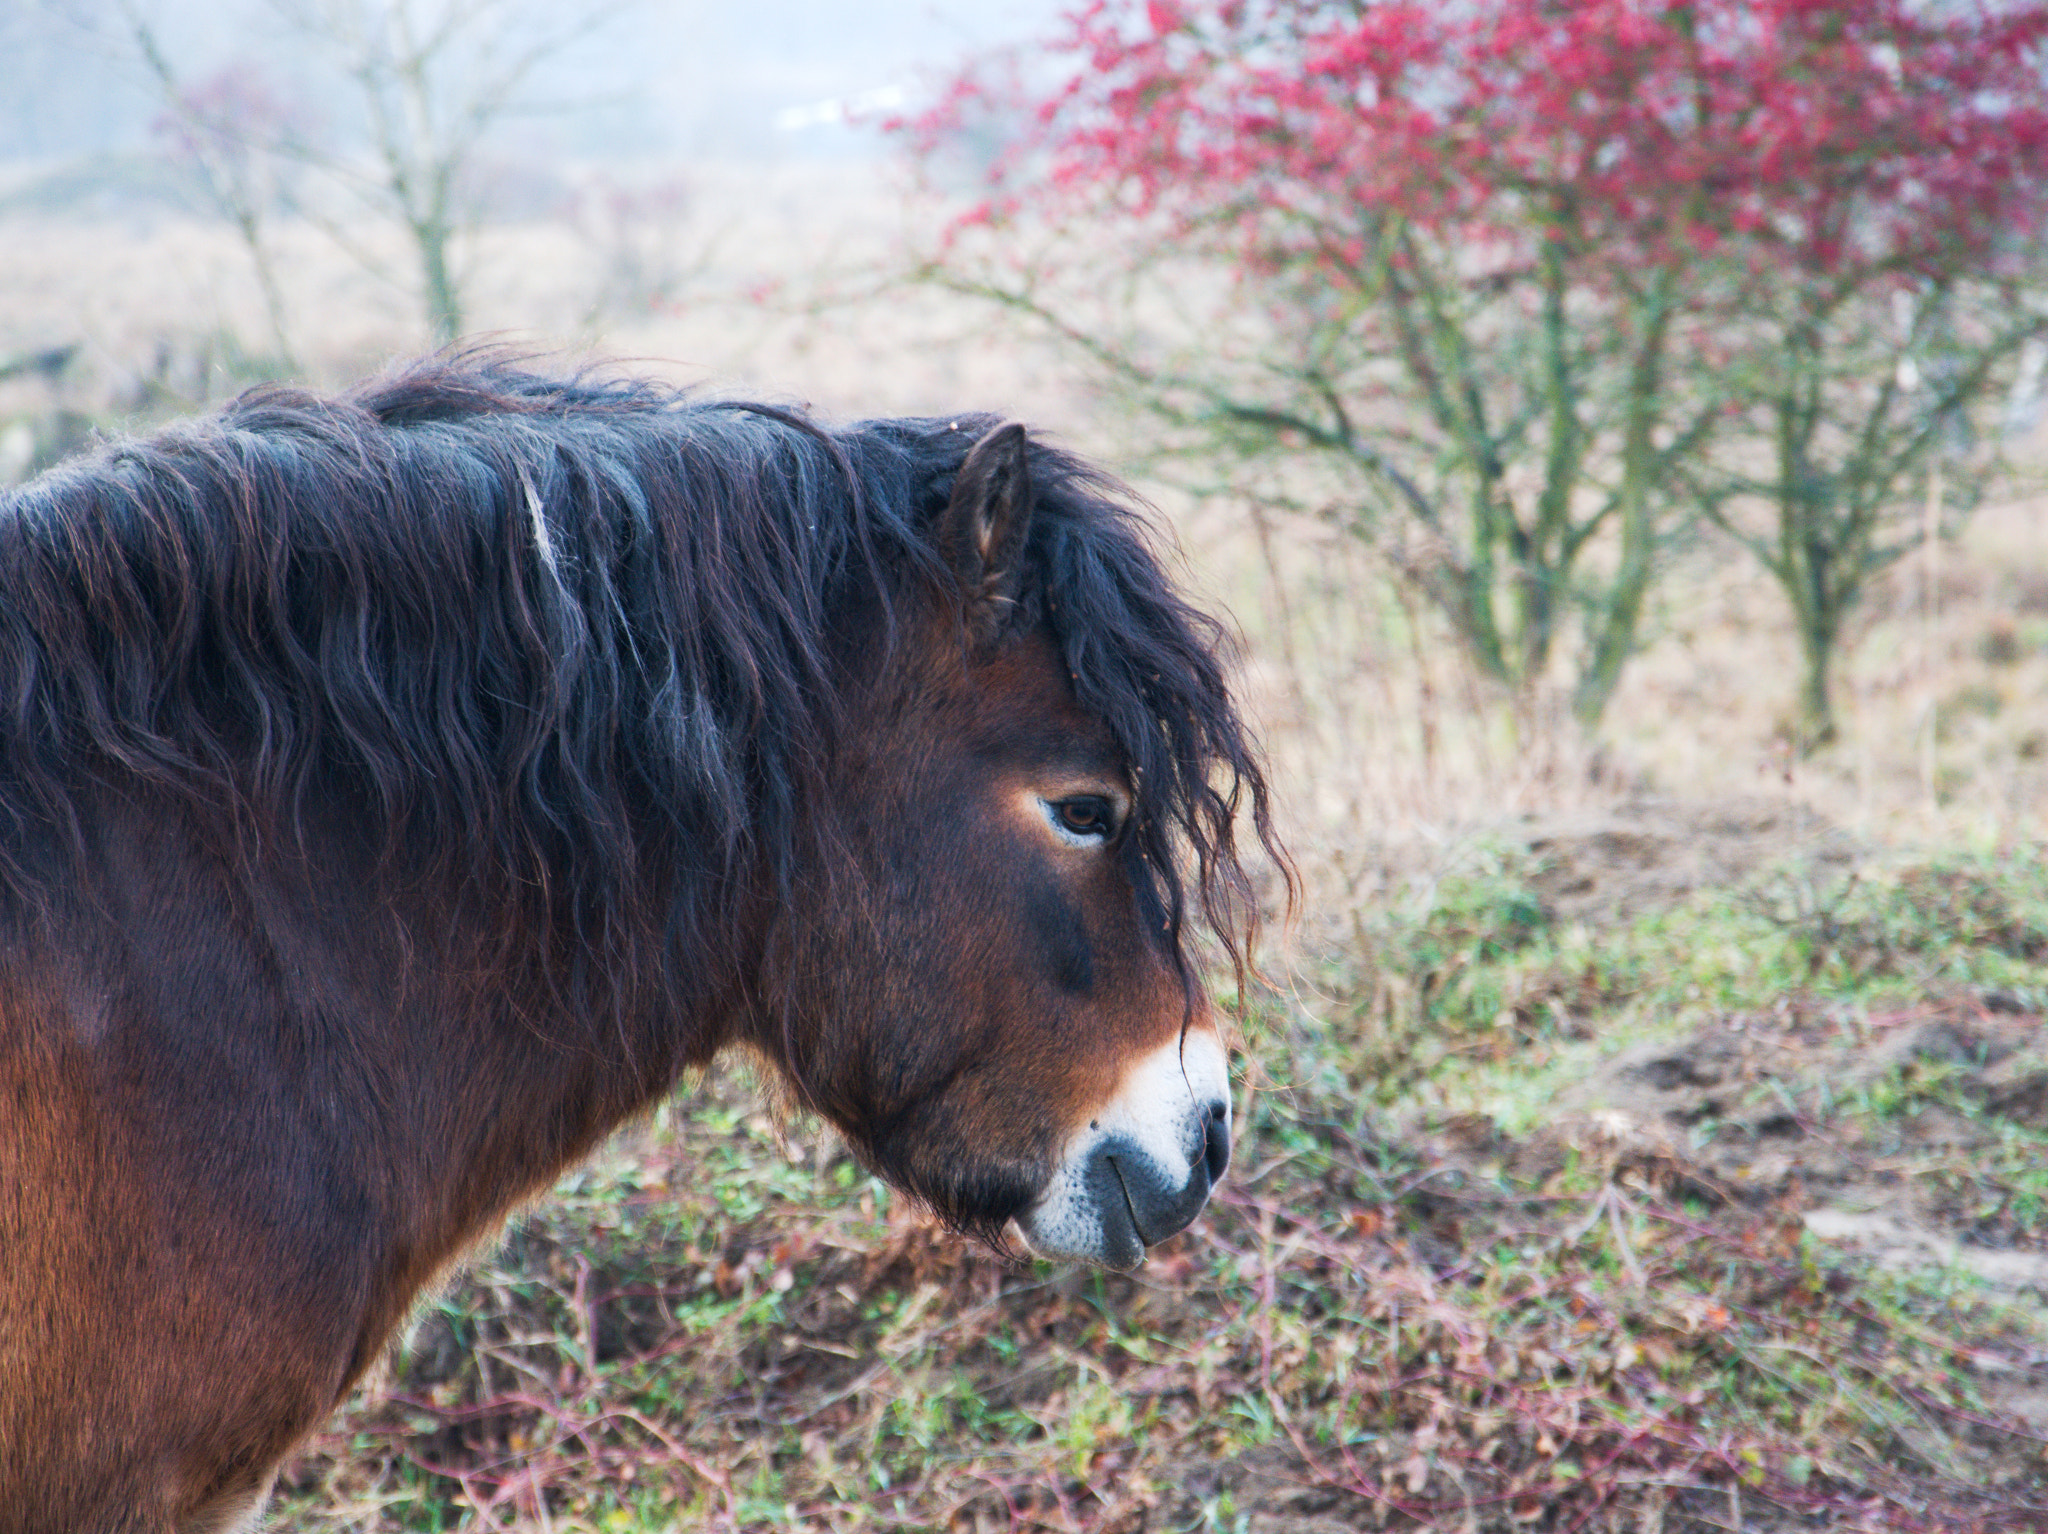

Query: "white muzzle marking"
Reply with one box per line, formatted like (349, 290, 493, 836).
(1016, 1030, 1232, 1270)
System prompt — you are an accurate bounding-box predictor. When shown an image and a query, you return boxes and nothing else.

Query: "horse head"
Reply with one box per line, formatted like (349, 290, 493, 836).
(753, 421, 1262, 1270)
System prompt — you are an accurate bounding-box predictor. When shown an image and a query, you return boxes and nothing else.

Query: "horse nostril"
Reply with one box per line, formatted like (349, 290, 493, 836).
(1205, 1098, 1228, 1122)
(1203, 1109, 1231, 1183)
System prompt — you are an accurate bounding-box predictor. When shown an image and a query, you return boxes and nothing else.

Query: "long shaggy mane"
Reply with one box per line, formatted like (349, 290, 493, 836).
(0, 354, 1280, 1031)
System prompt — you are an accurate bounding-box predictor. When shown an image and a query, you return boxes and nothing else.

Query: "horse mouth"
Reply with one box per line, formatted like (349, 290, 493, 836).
(1015, 1131, 1216, 1271)
(1107, 1154, 1149, 1246)
(1013, 1032, 1232, 1271)
(1011, 1028, 1228, 1269)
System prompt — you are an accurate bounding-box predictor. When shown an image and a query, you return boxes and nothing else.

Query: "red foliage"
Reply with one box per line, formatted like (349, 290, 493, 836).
(915, 0, 2048, 286)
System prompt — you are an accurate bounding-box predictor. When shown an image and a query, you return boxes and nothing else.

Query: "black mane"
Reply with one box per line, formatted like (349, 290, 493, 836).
(0, 355, 1277, 1035)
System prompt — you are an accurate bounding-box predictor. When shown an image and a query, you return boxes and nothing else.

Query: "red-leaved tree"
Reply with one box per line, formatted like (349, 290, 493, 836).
(908, 0, 2048, 734)
(1655, 4, 2048, 745)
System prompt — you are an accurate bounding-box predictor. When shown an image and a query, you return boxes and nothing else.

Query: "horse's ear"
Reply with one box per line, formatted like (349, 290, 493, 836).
(941, 423, 1035, 646)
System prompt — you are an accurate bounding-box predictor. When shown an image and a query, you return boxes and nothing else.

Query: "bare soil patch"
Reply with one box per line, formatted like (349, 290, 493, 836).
(1509, 795, 1856, 928)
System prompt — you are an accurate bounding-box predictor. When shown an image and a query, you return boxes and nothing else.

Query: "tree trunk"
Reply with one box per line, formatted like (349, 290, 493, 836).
(1782, 492, 1844, 753)
(1572, 483, 1655, 726)
(1574, 282, 1672, 726)
(419, 221, 462, 345)
(233, 204, 296, 366)
(1793, 607, 1839, 751)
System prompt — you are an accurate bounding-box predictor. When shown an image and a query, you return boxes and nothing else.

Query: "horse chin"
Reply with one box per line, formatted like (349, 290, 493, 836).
(1013, 1031, 1232, 1271)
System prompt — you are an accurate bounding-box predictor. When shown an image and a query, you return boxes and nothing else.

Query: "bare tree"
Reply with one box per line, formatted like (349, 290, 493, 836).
(271, 0, 635, 344)
(1682, 277, 2046, 750)
(126, 9, 300, 366)
(272, 0, 625, 342)
(114, 0, 637, 348)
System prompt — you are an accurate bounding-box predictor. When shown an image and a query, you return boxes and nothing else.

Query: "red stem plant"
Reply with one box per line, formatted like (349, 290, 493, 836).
(907, 0, 2048, 735)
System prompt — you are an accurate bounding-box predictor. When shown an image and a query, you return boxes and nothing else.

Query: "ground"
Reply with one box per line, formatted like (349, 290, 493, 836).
(266, 800, 2048, 1533)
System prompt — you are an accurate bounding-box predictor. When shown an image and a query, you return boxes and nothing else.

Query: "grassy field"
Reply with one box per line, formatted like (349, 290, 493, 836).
(4, 182, 2048, 1531)
(260, 832, 2048, 1532)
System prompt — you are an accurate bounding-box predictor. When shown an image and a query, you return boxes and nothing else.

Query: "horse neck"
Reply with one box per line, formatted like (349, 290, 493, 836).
(41, 784, 743, 1327)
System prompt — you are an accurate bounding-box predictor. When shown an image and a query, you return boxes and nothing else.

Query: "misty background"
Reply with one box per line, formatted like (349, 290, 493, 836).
(1, 0, 1059, 164)
(0, 0, 1092, 443)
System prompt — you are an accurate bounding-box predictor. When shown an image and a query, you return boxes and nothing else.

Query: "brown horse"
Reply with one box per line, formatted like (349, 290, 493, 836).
(0, 357, 1279, 1532)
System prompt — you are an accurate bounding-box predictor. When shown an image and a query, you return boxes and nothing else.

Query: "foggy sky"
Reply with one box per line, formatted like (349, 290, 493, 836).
(0, 0, 1067, 165)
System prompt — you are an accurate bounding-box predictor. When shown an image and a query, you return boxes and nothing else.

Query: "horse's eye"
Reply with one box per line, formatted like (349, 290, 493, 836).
(1050, 796, 1117, 841)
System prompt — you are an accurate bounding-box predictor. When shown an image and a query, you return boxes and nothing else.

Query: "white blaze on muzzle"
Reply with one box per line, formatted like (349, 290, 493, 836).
(1016, 1029, 1232, 1270)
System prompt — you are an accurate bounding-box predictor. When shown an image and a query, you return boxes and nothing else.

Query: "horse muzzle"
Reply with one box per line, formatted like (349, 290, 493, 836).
(1016, 1031, 1232, 1270)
